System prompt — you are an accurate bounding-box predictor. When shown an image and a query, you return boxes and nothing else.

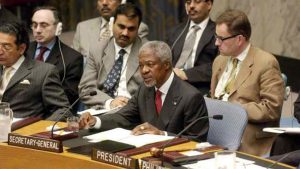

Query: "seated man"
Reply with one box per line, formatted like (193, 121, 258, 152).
(268, 91, 300, 167)
(79, 41, 208, 141)
(210, 10, 284, 156)
(73, 0, 148, 58)
(0, 22, 70, 120)
(78, 3, 144, 110)
(27, 6, 83, 112)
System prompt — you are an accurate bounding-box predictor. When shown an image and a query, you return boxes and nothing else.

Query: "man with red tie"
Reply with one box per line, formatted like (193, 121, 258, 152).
(79, 41, 208, 141)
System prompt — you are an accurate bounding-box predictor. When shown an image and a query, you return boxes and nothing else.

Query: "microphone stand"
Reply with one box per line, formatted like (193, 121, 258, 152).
(150, 115, 223, 167)
(50, 91, 96, 139)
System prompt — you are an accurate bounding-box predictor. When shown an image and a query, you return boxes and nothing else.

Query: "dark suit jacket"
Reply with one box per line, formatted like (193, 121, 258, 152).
(0, 7, 19, 23)
(99, 75, 209, 141)
(166, 19, 218, 94)
(27, 38, 83, 110)
(294, 91, 300, 123)
(1, 57, 70, 120)
(269, 150, 300, 167)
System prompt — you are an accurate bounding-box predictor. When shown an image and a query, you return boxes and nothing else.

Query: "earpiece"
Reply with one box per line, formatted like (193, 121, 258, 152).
(55, 22, 63, 36)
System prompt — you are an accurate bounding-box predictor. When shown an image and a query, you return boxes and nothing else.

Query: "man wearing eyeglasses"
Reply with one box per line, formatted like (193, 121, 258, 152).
(26, 6, 83, 114)
(210, 9, 284, 156)
(166, 0, 218, 95)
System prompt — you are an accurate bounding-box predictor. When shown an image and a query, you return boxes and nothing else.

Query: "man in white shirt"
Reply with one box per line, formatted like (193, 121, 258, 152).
(166, 0, 218, 95)
(210, 9, 284, 156)
(79, 41, 208, 141)
(78, 3, 144, 110)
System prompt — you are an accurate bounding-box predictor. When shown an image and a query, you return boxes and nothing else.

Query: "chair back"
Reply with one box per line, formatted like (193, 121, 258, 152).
(204, 97, 248, 150)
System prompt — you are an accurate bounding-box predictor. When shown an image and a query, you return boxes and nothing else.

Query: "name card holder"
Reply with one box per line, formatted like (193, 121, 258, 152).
(92, 148, 138, 169)
(8, 133, 63, 153)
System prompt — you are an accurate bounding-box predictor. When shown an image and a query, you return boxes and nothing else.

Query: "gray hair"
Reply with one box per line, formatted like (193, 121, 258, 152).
(139, 41, 172, 63)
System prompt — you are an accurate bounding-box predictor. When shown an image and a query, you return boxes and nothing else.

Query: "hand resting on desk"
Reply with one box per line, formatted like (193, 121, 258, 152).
(79, 112, 96, 129)
(132, 122, 165, 136)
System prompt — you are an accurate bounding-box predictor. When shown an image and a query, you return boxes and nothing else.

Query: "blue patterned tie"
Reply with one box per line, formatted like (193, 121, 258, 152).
(103, 49, 126, 97)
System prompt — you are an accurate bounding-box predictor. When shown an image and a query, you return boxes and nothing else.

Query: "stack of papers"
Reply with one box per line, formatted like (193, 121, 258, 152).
(77, 107, 121, 116)
(83, 128, 174, 147)
(263, 127, 300, 134)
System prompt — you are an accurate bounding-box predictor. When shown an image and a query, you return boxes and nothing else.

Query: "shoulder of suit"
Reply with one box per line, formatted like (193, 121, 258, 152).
(76, 17, 101, 28)
(249, 46, 277, 62)
(57, 40, 83, 58)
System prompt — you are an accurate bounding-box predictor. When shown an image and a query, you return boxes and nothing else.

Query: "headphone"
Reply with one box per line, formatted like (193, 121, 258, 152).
(55, 22, 63, 36)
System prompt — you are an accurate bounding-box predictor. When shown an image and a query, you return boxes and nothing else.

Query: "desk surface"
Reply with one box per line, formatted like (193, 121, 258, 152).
(0, 121, 296, 169)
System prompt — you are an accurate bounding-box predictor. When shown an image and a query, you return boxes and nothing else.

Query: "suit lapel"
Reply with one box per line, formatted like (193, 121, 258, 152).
(195, 20, 215, 59)
(26, 41, 37, 58)
(126, 38, 141, 83)
(45, 38, 60, 65)
(102, 39, 116, 74)
(159, 76, 182, 129)
(144, 87, 158, 123)
(5, 58, 33, 91)
(230, 47, 254, 95)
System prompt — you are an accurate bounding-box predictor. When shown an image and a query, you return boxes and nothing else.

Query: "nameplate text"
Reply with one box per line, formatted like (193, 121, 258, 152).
(8, 133, 63, 153)
(92, 148, 137, 169)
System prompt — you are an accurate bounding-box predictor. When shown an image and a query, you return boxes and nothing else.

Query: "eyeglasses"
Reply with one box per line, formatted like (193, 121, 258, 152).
(0, 42, 14, 52)
(186, 0, 208, 5)
(31, 22, 55, 30)
(214, 34, 240, 43)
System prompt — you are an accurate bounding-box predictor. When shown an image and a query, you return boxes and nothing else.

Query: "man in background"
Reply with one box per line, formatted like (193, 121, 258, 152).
(0, 22, 69, 120)
(26, 6, 83, 112)
(73, 0, 148, 58)
(79, 41, 208, 141)
(79, 3, 144, 110)
(0, 2, 19, 23)
(166, 0, 218, 95)
(210, 9, 284, 156)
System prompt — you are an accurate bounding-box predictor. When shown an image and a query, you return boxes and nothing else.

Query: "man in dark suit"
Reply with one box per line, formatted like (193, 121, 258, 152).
(166, 0, 218, 95)
(79, 41, 208, 141)
(0, 22, 70, 120)
(26, 6, 83, 112)
(79, 3, 144, 110)
(268, 91, 300, 167)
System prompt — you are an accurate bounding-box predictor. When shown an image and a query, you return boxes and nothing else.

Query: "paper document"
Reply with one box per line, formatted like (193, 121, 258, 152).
(263, 127, 300, 134)
(183, 157, 258, 169)
(77, 107, 121, 116)
(83, 128, 174, 147)
(12, 118, 24, 123)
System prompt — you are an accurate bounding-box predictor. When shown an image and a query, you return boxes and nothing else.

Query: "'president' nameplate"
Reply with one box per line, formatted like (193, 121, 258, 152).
(92, 148, 137, 169)
(8, 133, 63, 153)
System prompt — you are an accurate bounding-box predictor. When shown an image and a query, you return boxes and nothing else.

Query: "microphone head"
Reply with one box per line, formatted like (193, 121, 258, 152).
(89, 91, 97, 96)
(213, 115, 223, 120)
(150, 147, 163, 158)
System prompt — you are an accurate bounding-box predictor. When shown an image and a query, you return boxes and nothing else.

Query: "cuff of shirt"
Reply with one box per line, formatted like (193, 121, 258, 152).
(104, 99, 114, 110)
(163, 131, 168, 136)
(92, 116, 102, 129)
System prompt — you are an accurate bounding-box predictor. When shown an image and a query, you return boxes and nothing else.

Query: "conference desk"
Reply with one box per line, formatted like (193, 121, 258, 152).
(0, 121, 296, 169)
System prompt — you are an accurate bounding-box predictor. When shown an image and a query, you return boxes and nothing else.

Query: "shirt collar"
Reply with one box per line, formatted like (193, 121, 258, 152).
(235, 44, 251, 62)
(100, 17, 109, 29)
(6, 55, 25, 71)
(37, 38, 56, 50)
(156, 72, 174, 95)
(113, 40, 133, 58)
(189, 17, 209, 31)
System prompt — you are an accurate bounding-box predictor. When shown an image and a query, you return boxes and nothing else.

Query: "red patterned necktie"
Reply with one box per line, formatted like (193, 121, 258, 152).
(155, 89, 162, 114)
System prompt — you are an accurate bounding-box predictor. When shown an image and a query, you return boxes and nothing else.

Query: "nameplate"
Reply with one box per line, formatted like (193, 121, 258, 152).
(92, 148, 138, 169)
(8, 133, 63, 153)
(140, 160, 166, 169)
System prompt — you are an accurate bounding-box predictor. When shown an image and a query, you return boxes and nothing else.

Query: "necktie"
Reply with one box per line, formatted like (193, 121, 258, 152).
(155, 89, 162, 114)
(175, 25, 201, 69)
(103, 49, 126, 97)
(0, 67, 13, 99)
(100, 22, 111, 40)
(224, 58, 239, 94)
(36, 47, 48, 61)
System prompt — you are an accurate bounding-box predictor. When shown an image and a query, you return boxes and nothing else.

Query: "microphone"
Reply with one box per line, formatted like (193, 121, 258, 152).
(50, 90, 97, 138)
(150, 115, 223, 166)
(267, 151, 298, 169)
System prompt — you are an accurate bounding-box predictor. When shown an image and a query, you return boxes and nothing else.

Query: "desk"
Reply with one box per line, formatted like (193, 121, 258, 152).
(0, 121, 296, 169)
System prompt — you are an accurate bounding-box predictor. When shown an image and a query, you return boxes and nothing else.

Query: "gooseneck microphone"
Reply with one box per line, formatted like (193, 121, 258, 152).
(150, 115, 223, 166)
(50, 90, 97, 138)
